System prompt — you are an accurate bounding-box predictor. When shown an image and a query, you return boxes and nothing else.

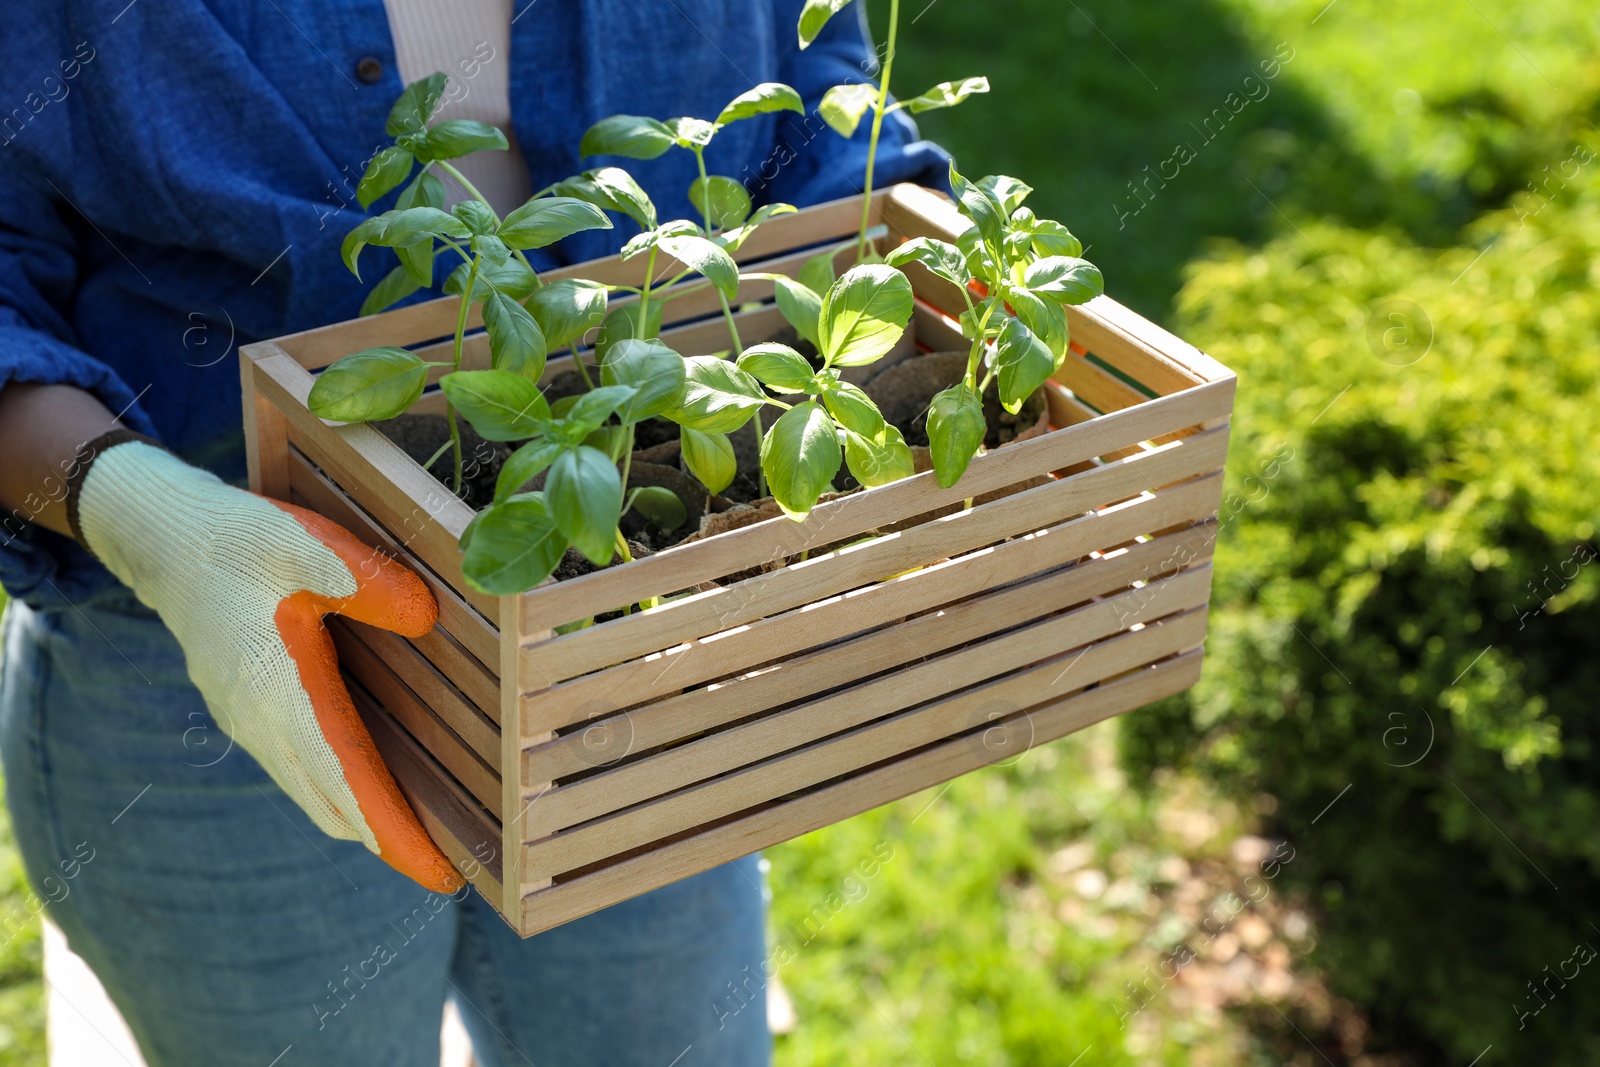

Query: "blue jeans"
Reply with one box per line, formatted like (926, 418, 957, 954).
(0, 593, 771, 1066)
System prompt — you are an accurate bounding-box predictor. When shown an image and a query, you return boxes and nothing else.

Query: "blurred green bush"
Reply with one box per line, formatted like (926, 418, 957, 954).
(1120, 124, 1600, 1061)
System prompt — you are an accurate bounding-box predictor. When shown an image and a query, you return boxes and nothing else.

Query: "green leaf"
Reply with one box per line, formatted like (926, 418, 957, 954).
(843, 424, 914, 487)
(500, 197, 613, 250)
(563, 385, 636, 440)
(1025, 256, 1104, 305)
(716, 203, 798, 254)
(1008, 288, 1069, 364)
(580, 115, 675, 159)
(991, 316, 1054, 413)
(670, 356, 767, 433)
(461, 496, 566, 594)
(471, 233, 511, 267)
(717, 82, 805, 125)
(527, 279, 608, 351)
(821, 381, 886, 439)
(387, 72, 448, 136)
(601, 338, 686, 423)
(798, 0, 858, 48)
(665, 116, 719, 148)
(382, 206, 472, 247)
(1029, 218, 1083, 259)
(926, 383, 986, 488)
(959, 295, 1000, 341)
(655, 234, 740, 301)
(594, 301, 663, 363)
(395, 171, 446, 212)
(439, 369, 551, 441)
(817, 264, 914, 367)
(978, 174, 1033, 214)
(482, 289, 547, 380)
(761, 401, 842, 519)
(356, 146, 413, 210)
(396, 237, 434, 287)
(451, 200, 499, 236)
(902, 76, 990, 115)
(737, 342, 816, 393)
(688, 175, 752, 231)
(956, 224, 1000, 286)
(885, 236, 971, 289)
(495, 440, 562, 502)
(552, 167, 657, 230)
(308, 347, 429, 423)
(772, 275, 823, 349)
(341, 216, 387, 280)
(547, 446, 624, 564)
(949, 164, 1006, 250)
(630, 485, 687, 531)
(680, 428, 737, 495)
(443, 257, 538, 301)
(359, 265, 423, 317)
(820, 83, 875, 138)
(423, 119, 508, 161)
(799, 249, 836, 295)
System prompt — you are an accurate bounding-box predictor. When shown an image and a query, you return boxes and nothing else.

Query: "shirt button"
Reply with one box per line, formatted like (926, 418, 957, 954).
(355, 57, 384, 84)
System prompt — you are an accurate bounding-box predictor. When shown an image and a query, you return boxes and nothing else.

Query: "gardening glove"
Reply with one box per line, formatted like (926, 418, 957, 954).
(67, 433, 463, 893)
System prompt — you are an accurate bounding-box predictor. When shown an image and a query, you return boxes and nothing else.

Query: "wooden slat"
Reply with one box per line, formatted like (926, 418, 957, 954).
(529, 566, 1212, 832)
(348, 679, 504, 897)
(522, 521, 1216, 782)
(285, 446, 502, 673)
(520, 425, 1228, 687)
(520, 466, 1221, 723)
(254, 347, 491, 616)
(515, 378, 1233, 632)
(517, 649, 1203, 931)
(334, 619, 499, 765)
(332, 625, 502, 817)
(241, 347, 291, 500)
(522, 609, 1207, 876)
(1054, 354, 1151, 415)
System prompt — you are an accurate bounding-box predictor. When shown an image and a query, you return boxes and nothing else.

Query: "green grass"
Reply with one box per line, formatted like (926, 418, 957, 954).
(0, 592, 46, 1065)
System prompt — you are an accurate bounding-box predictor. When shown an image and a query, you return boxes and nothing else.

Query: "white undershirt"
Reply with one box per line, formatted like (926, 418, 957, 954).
(381, 0, 533, 216)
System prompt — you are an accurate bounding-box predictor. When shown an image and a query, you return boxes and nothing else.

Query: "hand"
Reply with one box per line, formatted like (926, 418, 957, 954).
(74, 439, 462, 892)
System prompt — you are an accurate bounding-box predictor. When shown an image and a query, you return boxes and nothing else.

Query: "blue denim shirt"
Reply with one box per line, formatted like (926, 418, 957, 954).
(0, 0, 947, 609)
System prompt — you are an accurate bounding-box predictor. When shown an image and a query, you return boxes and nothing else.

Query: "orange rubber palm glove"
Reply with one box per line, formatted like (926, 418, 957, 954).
(69, 435, 463, 893)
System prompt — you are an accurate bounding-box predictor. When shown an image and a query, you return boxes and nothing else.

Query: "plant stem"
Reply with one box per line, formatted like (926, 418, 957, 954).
(448, 257, 481, 495)
(637, 246, 660, 338)
(857, 0, 901, 263)
(435, 159, 539, 276)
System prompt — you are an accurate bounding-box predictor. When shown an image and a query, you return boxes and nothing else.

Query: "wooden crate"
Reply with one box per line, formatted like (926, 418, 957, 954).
(240, 183, 1236, 937)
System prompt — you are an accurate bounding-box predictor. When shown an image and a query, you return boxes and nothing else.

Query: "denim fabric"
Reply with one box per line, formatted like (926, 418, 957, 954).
(0, 592, 772, 1066)
(0, 0, 949, 609)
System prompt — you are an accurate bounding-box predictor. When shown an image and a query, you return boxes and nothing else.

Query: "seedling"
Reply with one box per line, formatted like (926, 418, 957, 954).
(886, 163, 1104, 486)
(798, 0, 989, 261)
(662, 263, 916, 518)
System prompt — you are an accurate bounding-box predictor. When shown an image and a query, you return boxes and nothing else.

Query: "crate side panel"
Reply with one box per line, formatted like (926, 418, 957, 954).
(521, 520, 1217, 783)
(517, 651, 1202, 934)
(522, 610, 1208, 876)
(521, 467, 1222, 729)
(530, 566, 1213, 832)
(520, 425, 1227, 685)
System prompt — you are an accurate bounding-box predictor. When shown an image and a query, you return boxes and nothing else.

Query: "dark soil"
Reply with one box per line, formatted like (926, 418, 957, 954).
(860, 351, 1048, 449)
(375, 414, 508, 510)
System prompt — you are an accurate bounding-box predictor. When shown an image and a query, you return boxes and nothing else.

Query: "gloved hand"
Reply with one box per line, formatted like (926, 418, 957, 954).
(70, 435, 463, 893)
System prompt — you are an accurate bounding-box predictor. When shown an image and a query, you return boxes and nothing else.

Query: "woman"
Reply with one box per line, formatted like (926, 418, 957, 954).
(0, 1, 944, 1062)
